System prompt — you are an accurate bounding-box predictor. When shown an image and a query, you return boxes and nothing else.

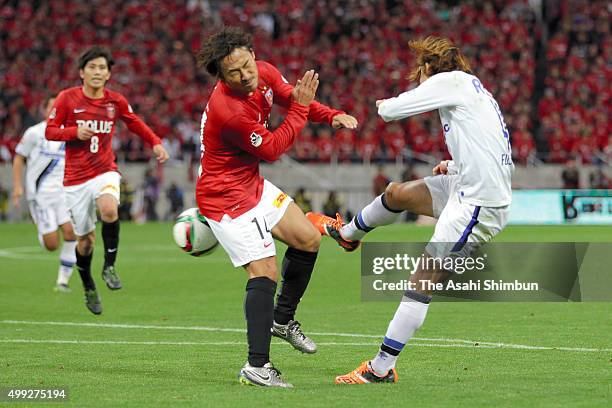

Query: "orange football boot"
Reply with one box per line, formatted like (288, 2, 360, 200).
(334, 361, 398, 384)
(306, 212, 360, 252)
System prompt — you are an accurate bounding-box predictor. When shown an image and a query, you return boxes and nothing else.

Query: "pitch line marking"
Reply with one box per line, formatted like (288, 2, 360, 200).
(0, 339, 476, 348)
(2, 338, 605, 351)
(1, 320, 610, 353)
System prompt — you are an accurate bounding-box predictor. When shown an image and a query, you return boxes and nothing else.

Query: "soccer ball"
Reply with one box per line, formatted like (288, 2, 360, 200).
(172, 208, 218, 256)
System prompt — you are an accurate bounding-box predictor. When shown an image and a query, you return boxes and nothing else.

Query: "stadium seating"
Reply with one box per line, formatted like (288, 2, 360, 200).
(0, 1, 608, 164)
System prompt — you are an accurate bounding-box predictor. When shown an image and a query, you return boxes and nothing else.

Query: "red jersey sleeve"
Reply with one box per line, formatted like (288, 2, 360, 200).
(117, 94, 162, 146)
(259, 61, 345, 125)
(225, 101, 310, 162)
(45, 91, 79, 141)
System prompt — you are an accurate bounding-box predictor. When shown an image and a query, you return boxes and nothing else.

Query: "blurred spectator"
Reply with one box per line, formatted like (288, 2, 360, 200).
(372, 165, 390, 196)
(401, 163, 419, 183)
(166, 182, 185, 220)
(541, 0, 609, 164)
(322, 191, 341, 218)
(0, 184, 8, 221)
(162, 134, 183, 164)
(0, 144, 12, 163)
(143, 169, 159, 221)
(118, 177, 135, 221)
(293, 187, 312, 213)
(561, 159, 580, 189)
(315, 128, 334, 163)
(589, 165, 609, 189)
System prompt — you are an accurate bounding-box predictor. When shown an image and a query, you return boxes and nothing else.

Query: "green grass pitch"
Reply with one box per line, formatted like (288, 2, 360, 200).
(1, 223, 610, 407)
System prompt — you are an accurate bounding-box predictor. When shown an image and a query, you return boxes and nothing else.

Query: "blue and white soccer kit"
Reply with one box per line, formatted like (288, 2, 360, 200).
(15, 121, 71, 237)
(378, 71, 514, 257)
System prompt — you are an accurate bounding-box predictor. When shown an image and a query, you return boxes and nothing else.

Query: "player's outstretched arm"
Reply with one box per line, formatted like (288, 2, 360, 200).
(377, 73, 463, 122)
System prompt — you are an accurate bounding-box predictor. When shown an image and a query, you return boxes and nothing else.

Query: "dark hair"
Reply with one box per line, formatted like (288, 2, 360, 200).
(197, 27, 253, 78)
(43, 93, 56, 105)
(78, 46, 114, 70)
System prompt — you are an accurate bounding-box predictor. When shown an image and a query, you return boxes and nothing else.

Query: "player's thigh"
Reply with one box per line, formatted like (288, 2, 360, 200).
(385, 179, 434, 217)
(426, 198, 507, 261)
(272, 202, 320, 252)
(205, 208, 277, 269)
(64, 183, 97, 237)
(423, 175, 458, 218)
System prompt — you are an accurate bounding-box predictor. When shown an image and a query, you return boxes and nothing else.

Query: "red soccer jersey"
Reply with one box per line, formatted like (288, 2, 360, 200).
(45, 87, 161, 186)
(196, 61, 344, 221)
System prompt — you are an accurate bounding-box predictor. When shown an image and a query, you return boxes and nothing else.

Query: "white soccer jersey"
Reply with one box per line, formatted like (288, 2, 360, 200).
(378, 71, 514, 207)
(14, 121, 66, 200)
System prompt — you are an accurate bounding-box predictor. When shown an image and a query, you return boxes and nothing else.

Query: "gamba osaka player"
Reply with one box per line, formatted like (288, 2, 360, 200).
(308, 36, 514, 383)
(45, 46, 169, 315)
(196, 27, 357, 387)
(12, 95, 77, 292)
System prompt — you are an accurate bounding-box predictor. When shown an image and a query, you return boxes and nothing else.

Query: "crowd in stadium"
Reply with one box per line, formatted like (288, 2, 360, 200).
(0, 0, 609, 165)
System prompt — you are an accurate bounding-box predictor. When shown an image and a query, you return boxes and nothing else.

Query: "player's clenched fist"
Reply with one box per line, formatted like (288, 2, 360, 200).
(432, 160, 450, 175)
(153, 144, 170, 163)
(77, 126, 95, 141)
(292, 70, 319, 106)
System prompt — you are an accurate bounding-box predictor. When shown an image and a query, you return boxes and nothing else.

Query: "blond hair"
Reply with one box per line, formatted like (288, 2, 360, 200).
(408, 36, 472, 83)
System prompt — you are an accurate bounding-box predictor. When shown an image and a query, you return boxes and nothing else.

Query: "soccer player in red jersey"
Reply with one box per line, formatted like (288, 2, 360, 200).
(196, 27, 358, 387)
(46, 46, 169, 315)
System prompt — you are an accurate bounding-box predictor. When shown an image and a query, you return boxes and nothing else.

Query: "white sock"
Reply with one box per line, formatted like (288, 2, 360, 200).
(370, 291, 430, 376)
(57, 240, 77, 285)
(341, 194, 402, 241)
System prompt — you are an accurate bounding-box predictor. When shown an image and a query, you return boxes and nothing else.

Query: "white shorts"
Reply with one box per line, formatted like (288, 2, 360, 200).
(424, 175, 509, 260)
(205, 180, 293, 267)
(28, 195, 71, 237)
(64, 171, 121, 236)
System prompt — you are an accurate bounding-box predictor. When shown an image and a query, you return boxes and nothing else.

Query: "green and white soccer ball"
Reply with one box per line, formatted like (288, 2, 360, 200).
(172, 208, 218, 256)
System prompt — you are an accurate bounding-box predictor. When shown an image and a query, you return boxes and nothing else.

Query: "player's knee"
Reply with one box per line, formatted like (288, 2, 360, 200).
(61, 224, 76, 241)
(100, 208, 118, 222)
(384, 182, 403, 209)
(44, 240, 59, 251)
(78, 235, 95, 255)
(294, 225, 321, 252)
(41, 233, 59, 251)
(385, 181, 418, 211)
(303, 228, 321, 251)
(63, 230, 77, 241)
(246, 263, 277, 282)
